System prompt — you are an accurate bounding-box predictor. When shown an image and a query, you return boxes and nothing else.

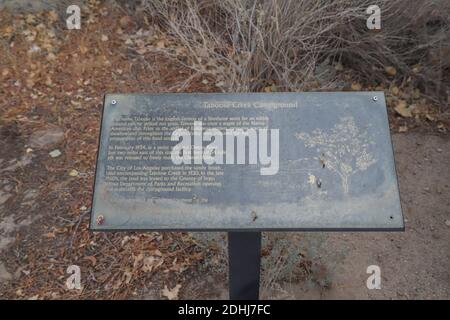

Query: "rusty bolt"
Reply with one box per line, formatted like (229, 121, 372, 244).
(96, 215, 105, 225)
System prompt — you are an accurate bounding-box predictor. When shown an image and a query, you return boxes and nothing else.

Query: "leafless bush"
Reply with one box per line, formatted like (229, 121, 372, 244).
(141, 0, 449, 103)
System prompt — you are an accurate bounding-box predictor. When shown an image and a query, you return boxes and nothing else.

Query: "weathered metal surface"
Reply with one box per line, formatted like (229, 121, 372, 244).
(90, 92, 403, 231)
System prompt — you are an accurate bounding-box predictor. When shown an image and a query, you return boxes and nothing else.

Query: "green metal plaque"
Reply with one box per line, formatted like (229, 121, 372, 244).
(90, 92, 404, 231)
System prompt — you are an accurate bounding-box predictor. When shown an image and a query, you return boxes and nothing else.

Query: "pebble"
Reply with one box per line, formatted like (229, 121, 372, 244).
(445, 220, 450, 227)
(49, 149, 61, 158)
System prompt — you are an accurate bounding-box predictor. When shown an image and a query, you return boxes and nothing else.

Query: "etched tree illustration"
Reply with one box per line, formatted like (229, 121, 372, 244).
(295, 117, 376, 194)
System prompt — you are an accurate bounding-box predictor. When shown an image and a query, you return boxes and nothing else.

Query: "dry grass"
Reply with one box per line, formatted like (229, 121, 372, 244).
(142, 0, 449, 105)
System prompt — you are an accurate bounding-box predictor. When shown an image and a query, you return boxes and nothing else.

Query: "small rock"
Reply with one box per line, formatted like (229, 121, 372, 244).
(445, 220, 450, 227)
(29, 127, 64, 149)
(68, 169, 79, 177)
(49, 149, 61, 158)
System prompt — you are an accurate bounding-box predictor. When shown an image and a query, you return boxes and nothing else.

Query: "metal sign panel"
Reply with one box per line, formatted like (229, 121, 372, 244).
(90, 92, 403, 231)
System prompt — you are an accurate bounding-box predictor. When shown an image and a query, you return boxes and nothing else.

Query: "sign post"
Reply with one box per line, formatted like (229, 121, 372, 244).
(228, 232, 261, 300)
(90, 92, 404, 300)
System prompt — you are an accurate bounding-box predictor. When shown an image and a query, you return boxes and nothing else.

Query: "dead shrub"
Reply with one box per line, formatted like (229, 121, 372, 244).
(141, 0, 449, 104)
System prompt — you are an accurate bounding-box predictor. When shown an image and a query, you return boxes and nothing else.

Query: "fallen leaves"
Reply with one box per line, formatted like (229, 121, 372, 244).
(437, 123, 447, 133)
(47, 10, 58, 24)
(351, 82, 362, 91)
(134, 249, 164, 273)
(80, 46, 88, 54)
(156, 40, 166, 49)
(123, 271, 133, 284)
(412, 64, 421, 74)
(142, 256, 164, 273)
(44, 231, 56, 238)
(161, 284, 181, 300)
(2, 25, 13, 36)
(68, 169, 79, 177)
(394, 100, 413, 118)
(119, 16, 133, 29)
(84, 256, 97, 266)
(263, 84, 277, 92)
(334, 62, 344, 71)
(385, 66, 397, 77)
(391, 86, 399, 96)
(0, 2, 210, 301)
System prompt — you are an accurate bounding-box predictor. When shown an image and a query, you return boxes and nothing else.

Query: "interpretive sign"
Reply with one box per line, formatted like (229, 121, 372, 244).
(90, 92, 403, 231)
